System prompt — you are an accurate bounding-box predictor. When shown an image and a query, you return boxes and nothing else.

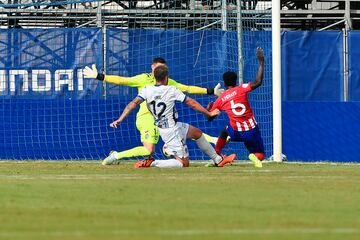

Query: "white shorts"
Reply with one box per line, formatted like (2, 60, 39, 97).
(158, 122, 189, 158)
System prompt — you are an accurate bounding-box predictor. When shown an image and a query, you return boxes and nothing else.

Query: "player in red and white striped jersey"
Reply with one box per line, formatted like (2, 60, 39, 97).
(209, 47, 265, 168)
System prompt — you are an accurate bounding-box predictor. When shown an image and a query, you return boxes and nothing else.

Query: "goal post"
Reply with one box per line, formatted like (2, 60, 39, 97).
(272, 0, 283, 163)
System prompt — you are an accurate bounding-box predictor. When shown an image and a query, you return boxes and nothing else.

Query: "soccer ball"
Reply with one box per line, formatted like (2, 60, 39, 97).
(268, 153, 287, 162)
(162, 144, 174, 158)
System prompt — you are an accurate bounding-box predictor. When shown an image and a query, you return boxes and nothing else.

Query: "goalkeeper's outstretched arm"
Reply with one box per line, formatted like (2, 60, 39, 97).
(83, 64, 140, 87)
(170, 80, 224, 97)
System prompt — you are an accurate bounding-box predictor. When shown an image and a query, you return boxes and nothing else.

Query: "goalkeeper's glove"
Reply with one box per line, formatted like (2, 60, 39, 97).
(83, 64, 105, 81)
(214, 83, 225, 96)
(207, 83, 224, 96)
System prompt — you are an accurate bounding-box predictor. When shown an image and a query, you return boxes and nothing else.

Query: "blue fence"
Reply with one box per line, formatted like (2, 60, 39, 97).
(348, 31, 360, 101)
(282, 31, 344, 101)
(0, 28, 103, 99)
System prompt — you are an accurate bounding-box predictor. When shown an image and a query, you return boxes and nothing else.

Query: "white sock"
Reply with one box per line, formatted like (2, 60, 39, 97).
(150, 159, 183, 168)
(195, 134, 222, 164)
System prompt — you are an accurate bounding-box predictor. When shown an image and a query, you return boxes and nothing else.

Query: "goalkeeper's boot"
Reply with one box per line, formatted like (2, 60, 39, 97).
(249, 153, 263, 168)
(134, 156, 154, 168)
(102, 151, 119, 165)
(217, 154, 237, 167)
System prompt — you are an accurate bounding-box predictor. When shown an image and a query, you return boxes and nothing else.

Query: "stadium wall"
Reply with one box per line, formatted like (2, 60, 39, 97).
(283, 102, 360, 162)
(282, 31, 360, 162)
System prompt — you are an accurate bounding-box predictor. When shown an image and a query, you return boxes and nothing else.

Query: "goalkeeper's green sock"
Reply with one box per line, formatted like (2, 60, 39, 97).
(115, 146, 152, 160)
(203, 133, 218, 144)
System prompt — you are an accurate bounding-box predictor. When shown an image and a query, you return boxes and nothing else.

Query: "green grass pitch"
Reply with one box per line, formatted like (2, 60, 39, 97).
(0, 161, 359, 240)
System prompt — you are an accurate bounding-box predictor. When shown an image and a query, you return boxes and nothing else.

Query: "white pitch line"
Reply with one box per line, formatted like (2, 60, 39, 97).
(0, 228, 358, 237)
(1, 160, 360, 166)
(0, 174, 142, 180)
(0, 173, 358, 180)
(158, 228, 360, 235)
(276, 161, 360, 166)
(232, 169, 280, 173)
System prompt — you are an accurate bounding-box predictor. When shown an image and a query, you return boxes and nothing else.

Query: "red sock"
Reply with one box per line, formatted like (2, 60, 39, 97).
(254, 152, 265, 161)
(215, 137, 227, 154)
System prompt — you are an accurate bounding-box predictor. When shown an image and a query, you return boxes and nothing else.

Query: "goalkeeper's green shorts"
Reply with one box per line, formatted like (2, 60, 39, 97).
(136, 113, 160, 144)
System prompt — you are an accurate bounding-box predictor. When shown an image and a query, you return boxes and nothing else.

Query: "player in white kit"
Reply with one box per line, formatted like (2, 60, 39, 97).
(109, 65, 236, 168)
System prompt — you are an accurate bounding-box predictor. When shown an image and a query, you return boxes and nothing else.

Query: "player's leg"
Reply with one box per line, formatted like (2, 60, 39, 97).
(102, 114, 158, 165)
(139, 122, 189, 168)
(149, 158, 185, 168)
(148, 154, 189, 168)
(187, 124, 221, 164)
(202, 133, 218, 144)
(222, 124, 263, 168)
(118, 118, 158, 161)
(134, 156, 186, 168)
(103, 145, 154, 165)
(244, 126, 265, 168)
(136, 114, 159, 154)
(215, 126, 230, 154)
(187, 125, 236, 167)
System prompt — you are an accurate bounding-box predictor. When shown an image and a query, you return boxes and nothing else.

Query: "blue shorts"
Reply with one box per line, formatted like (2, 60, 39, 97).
(226, 125, 264, 154)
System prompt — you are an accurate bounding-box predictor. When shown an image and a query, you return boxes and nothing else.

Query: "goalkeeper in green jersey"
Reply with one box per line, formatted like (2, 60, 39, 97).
(83, 58, 224, 165)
